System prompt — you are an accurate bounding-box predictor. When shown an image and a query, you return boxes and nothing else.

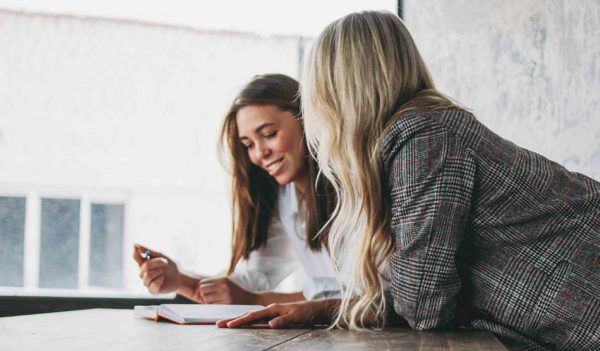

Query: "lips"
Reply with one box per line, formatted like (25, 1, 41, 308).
(265, 157, 284, 175)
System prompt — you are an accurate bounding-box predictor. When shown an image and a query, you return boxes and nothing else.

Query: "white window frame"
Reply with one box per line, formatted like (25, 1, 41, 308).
(0, 185, 129, 295)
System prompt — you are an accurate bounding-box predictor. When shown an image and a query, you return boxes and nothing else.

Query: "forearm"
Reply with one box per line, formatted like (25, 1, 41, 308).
(254, 291, 306, 306)
(314, 298, 340, 323)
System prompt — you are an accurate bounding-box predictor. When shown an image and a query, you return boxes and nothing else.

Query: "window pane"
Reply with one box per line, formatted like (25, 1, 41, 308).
(39, 198, 80, 289)
(0, 196, 26, 287)
(89, 203, 124, 288)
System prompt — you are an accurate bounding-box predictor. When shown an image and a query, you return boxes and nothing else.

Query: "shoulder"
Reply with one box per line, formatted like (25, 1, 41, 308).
(382, 108, 479, 165)
(383, 108, 476, 148)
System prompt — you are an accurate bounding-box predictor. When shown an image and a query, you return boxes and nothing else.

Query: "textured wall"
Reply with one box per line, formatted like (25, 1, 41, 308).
(0, 9, 303, 291)
(404, 0, 600, 180)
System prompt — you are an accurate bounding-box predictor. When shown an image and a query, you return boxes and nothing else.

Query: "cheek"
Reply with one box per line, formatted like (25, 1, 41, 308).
(246, 149, 260, 166)
(277, 131, 303, 154)
(278, 135, 305, 168)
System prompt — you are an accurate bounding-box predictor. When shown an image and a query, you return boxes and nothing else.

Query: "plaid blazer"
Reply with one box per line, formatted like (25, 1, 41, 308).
(384, 108, 600, 351)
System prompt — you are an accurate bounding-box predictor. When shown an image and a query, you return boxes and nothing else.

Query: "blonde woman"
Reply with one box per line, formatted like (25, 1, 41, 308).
(134, 74, 339, 306)
(218, 11, 600, 351)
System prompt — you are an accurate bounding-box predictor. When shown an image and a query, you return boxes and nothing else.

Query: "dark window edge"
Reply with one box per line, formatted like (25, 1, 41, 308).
(0, 294, 194, 317)
(398, 0, 403, 19)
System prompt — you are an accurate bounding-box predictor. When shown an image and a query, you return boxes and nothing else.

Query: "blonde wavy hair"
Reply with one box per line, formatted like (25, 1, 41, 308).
(301, 11, 457, 329)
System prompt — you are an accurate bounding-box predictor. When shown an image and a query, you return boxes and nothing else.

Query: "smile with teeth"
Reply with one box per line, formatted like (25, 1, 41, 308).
(266, 158, 284, 172)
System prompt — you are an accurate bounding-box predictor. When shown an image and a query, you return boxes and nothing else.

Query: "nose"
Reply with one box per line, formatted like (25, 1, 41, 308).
(254, 141, 271, 160)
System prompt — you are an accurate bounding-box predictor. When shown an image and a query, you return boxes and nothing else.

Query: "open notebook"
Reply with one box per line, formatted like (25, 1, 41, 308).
(134, 304, 263, 325)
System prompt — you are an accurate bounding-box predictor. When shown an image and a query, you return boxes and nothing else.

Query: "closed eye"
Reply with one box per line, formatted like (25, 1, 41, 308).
(264, 131, 278, 139)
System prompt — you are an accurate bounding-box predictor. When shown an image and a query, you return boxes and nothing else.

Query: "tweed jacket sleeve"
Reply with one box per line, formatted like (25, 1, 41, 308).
(384, 112, 476, 330)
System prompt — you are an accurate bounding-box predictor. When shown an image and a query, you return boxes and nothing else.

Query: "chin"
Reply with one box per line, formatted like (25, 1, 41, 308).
(274, 174, 294, 186)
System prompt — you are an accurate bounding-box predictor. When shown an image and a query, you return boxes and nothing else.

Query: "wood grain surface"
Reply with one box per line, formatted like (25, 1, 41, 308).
(0, 309, 507, 350)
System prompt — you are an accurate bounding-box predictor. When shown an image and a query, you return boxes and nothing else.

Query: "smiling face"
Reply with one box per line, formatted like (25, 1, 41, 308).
(236, 104, 307, 189)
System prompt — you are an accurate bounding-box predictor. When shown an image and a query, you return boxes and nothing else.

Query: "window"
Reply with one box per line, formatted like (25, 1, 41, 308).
(0, 193, 126, 292)
(0, 197, 26, 287)
(0, 1, 397, 301)
(89, 203, 125, 288)
(39, 198, 81, 289)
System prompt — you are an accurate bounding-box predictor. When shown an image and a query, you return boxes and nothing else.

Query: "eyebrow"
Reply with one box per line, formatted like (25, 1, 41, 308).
(239, 122, 275, 140)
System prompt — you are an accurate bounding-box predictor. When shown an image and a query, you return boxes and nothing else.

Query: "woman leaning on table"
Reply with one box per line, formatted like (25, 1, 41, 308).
(134, 73, 340, 306)
(218, 11, 600, 351)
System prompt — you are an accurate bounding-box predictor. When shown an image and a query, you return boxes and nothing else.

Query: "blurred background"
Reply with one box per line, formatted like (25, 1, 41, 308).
(0, 0, 598, 303)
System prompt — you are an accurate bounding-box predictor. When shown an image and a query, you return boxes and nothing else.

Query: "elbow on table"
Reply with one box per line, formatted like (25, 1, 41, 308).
(390, 295, 456, 331)
(397, 308, 455, 331)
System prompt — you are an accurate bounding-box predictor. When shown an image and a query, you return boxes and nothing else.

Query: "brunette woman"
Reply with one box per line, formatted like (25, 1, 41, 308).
(134, 74, 338, 305)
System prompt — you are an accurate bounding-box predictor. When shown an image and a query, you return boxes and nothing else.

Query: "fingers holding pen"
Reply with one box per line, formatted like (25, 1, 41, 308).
(139, 257, 168, 293)
(133, 244, 184, 295)
(132, 244, 147, 265)
(133, 244, 156, 265)
(141, 267, 163, 285)
(139, 257, 168, 277)
(133, 244, 167, 265)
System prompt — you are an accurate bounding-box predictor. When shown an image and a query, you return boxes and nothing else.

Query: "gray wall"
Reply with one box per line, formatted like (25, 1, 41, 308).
(405, 0, 600, 180)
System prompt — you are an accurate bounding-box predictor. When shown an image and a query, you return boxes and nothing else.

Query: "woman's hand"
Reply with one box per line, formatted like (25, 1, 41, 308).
(216, 299, 336, 329)
(133, 244, 183, 295)
(194, 277, 258, 305)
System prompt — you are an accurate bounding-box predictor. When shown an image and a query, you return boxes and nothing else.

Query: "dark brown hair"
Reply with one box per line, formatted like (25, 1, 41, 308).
(220, 73, 334, 275)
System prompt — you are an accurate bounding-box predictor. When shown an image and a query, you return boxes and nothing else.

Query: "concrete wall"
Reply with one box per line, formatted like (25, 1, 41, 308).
(404, 0, 600, 180)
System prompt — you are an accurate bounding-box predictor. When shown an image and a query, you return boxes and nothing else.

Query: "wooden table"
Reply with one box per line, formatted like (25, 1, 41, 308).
(0, 309, 507, 350)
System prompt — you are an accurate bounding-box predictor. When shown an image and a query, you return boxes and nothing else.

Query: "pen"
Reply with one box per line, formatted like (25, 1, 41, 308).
(141, 249, 152, 261)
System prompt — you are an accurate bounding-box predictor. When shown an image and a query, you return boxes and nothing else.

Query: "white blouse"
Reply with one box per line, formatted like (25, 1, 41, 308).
(228, 183, 340, 300)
